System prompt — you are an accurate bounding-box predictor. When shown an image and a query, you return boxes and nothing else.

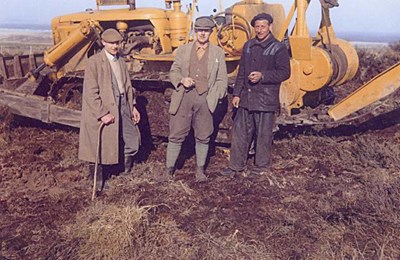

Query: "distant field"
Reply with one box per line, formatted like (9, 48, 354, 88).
(0, 29, 52, 55)
(0, 28, 395, 56)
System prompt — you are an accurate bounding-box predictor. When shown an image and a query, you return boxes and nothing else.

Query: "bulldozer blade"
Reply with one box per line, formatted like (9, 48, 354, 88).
(0, 88, 81, 127)
(328, 62, 400, 121)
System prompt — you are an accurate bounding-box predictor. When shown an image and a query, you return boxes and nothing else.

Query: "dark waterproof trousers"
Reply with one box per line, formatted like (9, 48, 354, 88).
(118, 93, 140, 157)
(111, 72, 140, 159)
(229, 107, 275, 171)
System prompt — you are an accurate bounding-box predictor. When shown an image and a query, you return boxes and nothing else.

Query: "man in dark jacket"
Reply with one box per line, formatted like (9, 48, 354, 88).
(222, 13, 290, 176)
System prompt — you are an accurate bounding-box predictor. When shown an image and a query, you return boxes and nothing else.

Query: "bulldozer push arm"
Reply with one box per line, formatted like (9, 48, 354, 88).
(0, 20, 102, 128)
(32, 20, 102, 79)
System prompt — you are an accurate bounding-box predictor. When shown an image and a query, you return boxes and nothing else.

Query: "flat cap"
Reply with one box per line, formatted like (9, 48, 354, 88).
(101, 28, 123, 42)
(194, 16, 215, 30)
(250, 13, 273, 27)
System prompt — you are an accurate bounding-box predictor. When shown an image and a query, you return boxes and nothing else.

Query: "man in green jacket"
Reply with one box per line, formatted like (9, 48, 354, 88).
(166, 16, 228, 181)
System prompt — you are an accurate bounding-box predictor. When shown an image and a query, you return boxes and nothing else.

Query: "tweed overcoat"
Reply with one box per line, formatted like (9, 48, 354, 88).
(168, 42, 228, 115)
(78, 49, 136, 164)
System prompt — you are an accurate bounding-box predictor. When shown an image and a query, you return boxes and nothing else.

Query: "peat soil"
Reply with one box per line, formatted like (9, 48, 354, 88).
(1, 45, 400, 259)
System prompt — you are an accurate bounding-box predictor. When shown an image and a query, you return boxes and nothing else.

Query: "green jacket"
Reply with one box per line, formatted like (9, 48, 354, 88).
(168, 42, 228, 115)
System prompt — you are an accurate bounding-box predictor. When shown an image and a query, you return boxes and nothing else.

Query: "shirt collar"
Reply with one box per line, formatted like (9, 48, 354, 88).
(250, 33, 274, 48)
(195, 41, 209, 50)
(105, 50, 118, 62)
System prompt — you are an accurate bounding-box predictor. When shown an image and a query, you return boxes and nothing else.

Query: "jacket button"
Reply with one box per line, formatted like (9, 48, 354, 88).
(248, 89, 251, 92)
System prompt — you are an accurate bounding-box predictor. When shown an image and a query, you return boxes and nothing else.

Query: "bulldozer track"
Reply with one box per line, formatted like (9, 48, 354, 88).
(0, 63, 399, 141)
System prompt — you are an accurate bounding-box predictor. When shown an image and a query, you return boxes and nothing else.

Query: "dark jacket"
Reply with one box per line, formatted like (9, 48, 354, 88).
(233, 34, 290, 112)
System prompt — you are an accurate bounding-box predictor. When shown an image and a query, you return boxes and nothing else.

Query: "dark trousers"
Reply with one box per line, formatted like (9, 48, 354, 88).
(94, 94, 139, 177)
(229, 107, 275, 171)
(118, 93, 140, 157)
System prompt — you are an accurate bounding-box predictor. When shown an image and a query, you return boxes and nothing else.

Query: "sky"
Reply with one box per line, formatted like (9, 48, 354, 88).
(1, 0, 399, 40)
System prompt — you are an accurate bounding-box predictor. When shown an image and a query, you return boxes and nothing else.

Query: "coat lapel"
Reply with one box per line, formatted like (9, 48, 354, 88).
(119, 58, 128, 91)
(183, 42, 194, 77)
(100, 50, 112, 87)
(207, 45, 216, 81)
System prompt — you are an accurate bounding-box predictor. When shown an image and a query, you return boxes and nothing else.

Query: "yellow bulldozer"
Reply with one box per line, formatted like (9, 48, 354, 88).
(0, 0, 399, 141)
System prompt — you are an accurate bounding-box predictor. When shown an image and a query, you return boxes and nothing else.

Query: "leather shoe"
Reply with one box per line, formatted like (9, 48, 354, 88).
(220, 167, 239, 177)
(250, 167, 271, 176)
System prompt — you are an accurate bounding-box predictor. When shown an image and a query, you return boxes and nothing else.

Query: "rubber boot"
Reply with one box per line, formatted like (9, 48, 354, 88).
(121, 156, 133, 176)
(195, 142, 208, 181)
(195, 142, 209, 168)
(88, 163, 95, 180)
(89, 163, 103, 191)
(165, 142, 181, 176)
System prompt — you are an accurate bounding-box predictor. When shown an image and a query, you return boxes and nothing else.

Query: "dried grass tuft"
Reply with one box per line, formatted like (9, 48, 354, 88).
(194, 230, 274, 260)
(135, 217, 197, 259)
(62, 202, 149, 260)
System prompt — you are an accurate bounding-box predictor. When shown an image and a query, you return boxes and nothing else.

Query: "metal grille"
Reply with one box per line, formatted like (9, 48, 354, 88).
(96, 0, 129, 6)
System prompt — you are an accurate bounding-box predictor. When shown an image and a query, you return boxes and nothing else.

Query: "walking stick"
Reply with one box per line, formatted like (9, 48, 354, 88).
(92, 122, 105, 201)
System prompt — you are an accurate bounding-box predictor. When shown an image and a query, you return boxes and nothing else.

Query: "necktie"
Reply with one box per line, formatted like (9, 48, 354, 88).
(197, 46, 205, 60)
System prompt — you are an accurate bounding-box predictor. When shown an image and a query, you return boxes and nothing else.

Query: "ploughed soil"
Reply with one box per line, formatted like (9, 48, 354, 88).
(1, 45, 400, 259)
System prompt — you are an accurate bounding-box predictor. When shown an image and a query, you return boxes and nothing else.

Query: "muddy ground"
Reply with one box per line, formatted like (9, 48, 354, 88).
(1, 45, 400, 259)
